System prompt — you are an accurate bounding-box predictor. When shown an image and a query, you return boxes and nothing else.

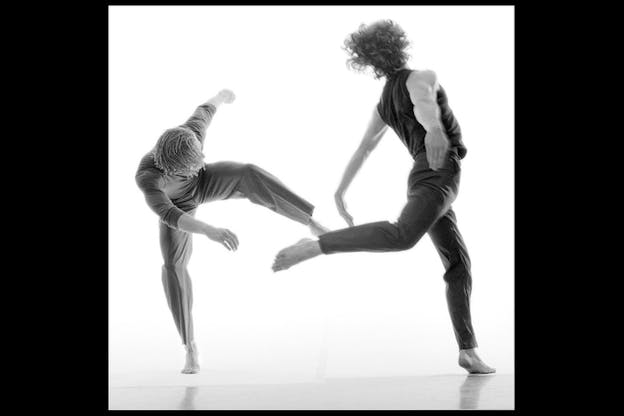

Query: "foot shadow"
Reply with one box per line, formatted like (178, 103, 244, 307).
(459, 374, 495, 409)
(179, 386, 199, 410)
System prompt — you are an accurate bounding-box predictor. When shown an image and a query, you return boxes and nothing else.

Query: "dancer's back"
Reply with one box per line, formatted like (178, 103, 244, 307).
(377, 68, 467, 160)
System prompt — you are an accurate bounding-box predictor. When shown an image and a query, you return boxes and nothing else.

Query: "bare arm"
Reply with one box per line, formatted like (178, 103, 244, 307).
(334, 107, 388, 226)
(406, 70, 449, 170)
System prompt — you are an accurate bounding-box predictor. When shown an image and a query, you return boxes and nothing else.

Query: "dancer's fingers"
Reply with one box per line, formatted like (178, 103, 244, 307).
(432, 148, 441, 170)
(229, 239, 237, 251)
(228, 231, 239, 247)
(226, 232, 238, 250)
(346, 214, 354, 227)
(341, 212, 354, 227)
(438, 147, 446, 169)
(426, 151, 434, 170)
(224, 238, 235, 251)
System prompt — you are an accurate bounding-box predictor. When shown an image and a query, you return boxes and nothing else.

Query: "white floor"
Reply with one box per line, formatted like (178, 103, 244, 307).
(109, 370, 513, 410)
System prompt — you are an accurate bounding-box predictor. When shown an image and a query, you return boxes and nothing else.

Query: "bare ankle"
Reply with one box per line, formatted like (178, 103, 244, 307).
(305, 240, 322, 255)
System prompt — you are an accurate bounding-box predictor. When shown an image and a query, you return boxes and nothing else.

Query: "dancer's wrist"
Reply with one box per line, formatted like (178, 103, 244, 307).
(205, 96, 224, 108)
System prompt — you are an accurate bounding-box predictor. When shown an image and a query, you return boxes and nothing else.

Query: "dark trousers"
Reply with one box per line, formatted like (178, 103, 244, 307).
(159, 162, 315, 346)
(318, 150, 477, 350)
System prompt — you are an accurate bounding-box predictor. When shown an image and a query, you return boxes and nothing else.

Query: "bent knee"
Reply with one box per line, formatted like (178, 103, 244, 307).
(395, 227, 423, 251)
(394, 237, 418, 251)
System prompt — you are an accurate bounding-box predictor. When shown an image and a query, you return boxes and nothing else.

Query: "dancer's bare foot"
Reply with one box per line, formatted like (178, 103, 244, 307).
(181, 342, 200, 374)
(272, 238, 322, 272)
(308, 218, 330, 237)
(458, 349, 496, 374)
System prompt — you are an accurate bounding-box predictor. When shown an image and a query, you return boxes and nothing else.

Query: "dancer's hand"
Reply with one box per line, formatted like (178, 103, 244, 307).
(217, 89, 236, 104)
(203, 225, 239, 251)
(424, 127, 449, 171)
(334, 191, 354, 227)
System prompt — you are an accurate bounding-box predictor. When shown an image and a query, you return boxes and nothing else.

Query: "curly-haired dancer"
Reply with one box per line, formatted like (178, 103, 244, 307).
(273, 21, 495, 374)
(136, 89, 328, 374)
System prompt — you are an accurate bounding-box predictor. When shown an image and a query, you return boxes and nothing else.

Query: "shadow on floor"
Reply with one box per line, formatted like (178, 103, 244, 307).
(111, 373, 512, 410)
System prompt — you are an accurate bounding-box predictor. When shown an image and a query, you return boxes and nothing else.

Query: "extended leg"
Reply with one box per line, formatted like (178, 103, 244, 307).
(159, 211, 199, 373)
(428, 209, 494, 374)
(195, 161, 320, 229)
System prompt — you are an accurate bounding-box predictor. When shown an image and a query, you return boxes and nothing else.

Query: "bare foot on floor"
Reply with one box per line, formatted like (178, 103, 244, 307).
(181, 343, 200, 374)
(272, 238, 322, 272)
(458, 349, 496, 374)
(308, 218, 330, 237)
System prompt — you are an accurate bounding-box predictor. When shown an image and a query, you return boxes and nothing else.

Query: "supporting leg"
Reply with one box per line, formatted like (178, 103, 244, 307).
(159, 211, 199, 374)
(428, 209, 495, 374)
(428, 208, 476, 350)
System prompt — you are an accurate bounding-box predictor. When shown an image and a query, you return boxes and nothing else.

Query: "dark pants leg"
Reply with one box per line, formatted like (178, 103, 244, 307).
(159, 209, 196, 346)
(318, 154, 477, 349)
(428, 209, 477, 350)
(318, 185, 448, 253)
(194, 161, 315, 225)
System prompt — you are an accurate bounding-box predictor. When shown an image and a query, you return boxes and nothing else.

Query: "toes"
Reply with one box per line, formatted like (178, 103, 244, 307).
(273, 262, 288, 272)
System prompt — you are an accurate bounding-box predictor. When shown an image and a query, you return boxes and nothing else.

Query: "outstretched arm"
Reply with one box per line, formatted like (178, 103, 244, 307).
(182, 89, 236, 146)
(406, 70, 449, 171)
(334, 106, 388, 226)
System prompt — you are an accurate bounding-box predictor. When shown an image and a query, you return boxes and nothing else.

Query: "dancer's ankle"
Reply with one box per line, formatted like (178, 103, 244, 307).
(460, 348, 477, 357)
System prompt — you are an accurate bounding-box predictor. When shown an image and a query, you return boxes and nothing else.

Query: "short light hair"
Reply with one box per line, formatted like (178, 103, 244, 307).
(152, 127, 204, 176)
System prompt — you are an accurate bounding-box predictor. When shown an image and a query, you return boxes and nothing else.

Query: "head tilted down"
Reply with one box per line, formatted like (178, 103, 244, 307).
(343, 19, 410, 79)
(153, 127, 205, 177)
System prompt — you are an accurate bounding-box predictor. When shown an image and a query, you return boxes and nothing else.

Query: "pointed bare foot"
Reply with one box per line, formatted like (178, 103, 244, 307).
(458, 349, 496, 374)
(272, 238, 322, 272)
(181, 342, 200, 374)
(308, 218, 330, 237)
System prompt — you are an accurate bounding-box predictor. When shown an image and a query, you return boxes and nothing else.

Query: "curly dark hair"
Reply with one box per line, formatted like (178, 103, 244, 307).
(343, 20, 410, 79)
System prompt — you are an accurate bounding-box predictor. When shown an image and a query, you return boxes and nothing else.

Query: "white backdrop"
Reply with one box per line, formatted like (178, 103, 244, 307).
(109, 5, 514, 378)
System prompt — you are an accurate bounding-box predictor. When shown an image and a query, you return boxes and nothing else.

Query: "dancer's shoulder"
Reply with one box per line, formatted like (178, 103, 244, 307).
(136, 153, 165, 188)
(406, 69, 437, 89)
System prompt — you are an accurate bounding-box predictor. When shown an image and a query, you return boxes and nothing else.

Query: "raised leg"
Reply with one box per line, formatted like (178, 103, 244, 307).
(195, 162, 316, 226)
(273, 185, 449, 271)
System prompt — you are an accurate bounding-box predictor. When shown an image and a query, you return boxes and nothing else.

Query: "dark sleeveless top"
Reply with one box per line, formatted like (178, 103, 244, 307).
(376, 69, 467, 160)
